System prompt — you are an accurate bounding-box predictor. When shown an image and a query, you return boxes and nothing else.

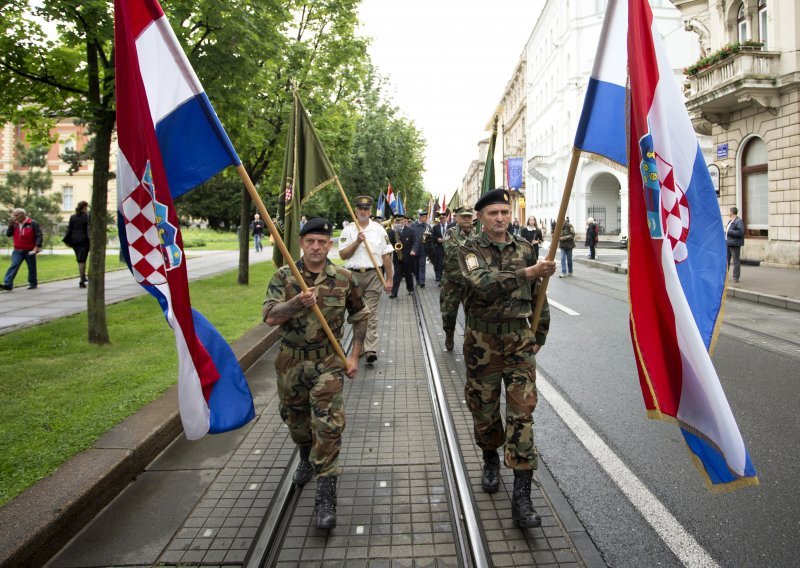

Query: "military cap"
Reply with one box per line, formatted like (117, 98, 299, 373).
(418, 209, 429, 216)
(299, 217, 333, 236)
(455, 206, 475, 216)
(354, 196, 374, 208)
(474, 188, 510, 211)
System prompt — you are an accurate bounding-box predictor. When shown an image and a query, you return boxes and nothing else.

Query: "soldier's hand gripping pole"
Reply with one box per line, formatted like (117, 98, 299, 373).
(531, 147, 581, 331)
(334, 176, 387, 288)
(235, 164, 348, 366)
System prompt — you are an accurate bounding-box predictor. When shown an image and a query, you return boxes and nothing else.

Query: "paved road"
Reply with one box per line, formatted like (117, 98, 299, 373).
(0, 249, 273, 335)
(535, 263, 800, 567)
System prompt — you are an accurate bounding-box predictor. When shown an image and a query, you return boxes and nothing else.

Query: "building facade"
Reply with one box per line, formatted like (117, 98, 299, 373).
(460, 138, 489, 209)
(524, 0, 700, 239)
(677, 0, 800, 267)
(1, 120, 118, 223)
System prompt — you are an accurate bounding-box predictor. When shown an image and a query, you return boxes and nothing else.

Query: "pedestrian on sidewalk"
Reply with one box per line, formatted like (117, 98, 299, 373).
(2, 208, 42, 291)
(338, 196, 394, 364)
(458, 189, 555, 528)
(558, 217, 576, 277)
(726, 206, 744, 283)
(65, 201, 90, 287)
(249, 213, 266, 252)
(584, 217, 599, 260)
(263, 218, 368, 530)
(520, 216, 543, 262)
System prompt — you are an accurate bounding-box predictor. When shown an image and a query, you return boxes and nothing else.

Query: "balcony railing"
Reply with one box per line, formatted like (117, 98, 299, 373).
(688, 49, 779, 98)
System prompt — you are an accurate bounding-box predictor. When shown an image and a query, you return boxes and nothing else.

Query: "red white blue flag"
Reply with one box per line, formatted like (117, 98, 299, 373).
(114, 0, 255, 440)
(577, 0, 757, 491)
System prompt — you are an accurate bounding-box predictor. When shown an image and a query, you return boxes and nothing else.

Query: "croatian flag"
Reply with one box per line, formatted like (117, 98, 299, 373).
(115, 0, 255, 440)
(578, 0, 757, 491)
(387, 184, 397, 214)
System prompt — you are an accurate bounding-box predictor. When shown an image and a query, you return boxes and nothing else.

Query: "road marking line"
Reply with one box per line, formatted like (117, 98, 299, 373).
(537, 376, 718, 568)
(548, 299, 580, 316)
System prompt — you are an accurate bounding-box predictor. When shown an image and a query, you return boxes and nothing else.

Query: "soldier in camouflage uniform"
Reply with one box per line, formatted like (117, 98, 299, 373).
(458, 189, 557, 528)
(439, 206, 477, 351)
(263, 218, 368, 530)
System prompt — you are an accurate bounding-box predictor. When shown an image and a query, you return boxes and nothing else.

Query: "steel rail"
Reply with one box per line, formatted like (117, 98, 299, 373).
(413, 294, 492, 568)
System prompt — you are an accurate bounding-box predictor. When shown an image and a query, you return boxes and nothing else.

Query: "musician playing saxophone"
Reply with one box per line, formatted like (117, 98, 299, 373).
(410, 209, 431, 287)
(388, 214, 417, 298)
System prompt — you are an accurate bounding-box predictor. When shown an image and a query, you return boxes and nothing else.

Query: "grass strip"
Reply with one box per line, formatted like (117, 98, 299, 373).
(0, 254, 129, 284)
(0, 261, 275, 506)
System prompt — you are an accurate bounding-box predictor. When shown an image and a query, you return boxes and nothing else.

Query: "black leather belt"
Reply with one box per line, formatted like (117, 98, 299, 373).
(351, 267, 375, 273)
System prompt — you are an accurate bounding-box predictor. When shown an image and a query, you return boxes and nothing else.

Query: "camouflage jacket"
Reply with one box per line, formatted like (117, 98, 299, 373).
(262, 259, 369, 348)
(458, 231, 550, 345)
(443, 225, 477, 280)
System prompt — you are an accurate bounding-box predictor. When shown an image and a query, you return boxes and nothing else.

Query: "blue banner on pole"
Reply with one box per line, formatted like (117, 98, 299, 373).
(506, 157, 524, 189)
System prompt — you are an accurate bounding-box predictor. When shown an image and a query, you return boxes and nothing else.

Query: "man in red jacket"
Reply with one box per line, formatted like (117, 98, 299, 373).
(2, 208, 43, 290)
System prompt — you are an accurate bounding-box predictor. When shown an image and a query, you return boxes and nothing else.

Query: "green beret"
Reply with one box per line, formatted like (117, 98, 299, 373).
(299, 217, 333, 236)
(474, 189, 510, 212)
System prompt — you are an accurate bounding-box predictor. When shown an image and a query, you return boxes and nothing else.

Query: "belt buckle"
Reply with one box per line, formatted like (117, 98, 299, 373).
(496, 323, 503, 334)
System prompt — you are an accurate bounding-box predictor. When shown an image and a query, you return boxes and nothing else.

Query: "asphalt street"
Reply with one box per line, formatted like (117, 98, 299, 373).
(534, 263, 800, 568)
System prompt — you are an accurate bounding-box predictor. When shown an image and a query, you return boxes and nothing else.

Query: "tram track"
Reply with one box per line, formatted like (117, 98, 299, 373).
(243, 291, 492, 568)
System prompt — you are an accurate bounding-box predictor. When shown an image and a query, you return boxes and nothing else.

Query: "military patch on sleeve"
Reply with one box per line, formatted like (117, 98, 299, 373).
(384, 235, 390, 245)
(340, 236, 348, 244)
(465, 253, 479, 271)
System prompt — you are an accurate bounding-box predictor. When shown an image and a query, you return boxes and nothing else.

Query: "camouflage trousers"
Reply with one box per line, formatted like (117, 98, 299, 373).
(463, 326, 539, 470)
(276, 352, 345, 478)
(439, 274, 465, 333)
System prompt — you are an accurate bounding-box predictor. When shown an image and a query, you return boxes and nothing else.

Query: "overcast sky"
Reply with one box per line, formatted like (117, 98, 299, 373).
(358, 0, 544, 202)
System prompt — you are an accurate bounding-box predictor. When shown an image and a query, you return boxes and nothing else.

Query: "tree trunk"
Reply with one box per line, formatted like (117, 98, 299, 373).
(87, 111, 114, 344)
(238, 187, 251, 285)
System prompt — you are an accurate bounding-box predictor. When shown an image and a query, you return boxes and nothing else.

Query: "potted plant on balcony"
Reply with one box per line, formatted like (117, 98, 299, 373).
(683, 41, 764, 76)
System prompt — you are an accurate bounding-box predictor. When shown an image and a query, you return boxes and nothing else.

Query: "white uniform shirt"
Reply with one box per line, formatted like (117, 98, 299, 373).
(338, 220, 393, 269)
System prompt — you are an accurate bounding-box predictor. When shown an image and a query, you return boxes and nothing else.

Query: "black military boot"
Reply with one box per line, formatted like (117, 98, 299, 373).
(315, 476, 337, 529)
(481, 450, 500, 493)
(511, 470, 541, 528)
(445, 331, 454, 351)
(293, 445, 313, 486)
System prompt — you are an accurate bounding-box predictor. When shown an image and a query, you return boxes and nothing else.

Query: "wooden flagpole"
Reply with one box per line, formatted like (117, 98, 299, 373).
(235, 164, 348, 366)
(334, 176, 387, 288)
(530, 147, 581, 331)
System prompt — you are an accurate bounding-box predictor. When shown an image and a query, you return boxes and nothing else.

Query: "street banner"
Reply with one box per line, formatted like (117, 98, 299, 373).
(273, 90, 337, 266)
(506, 157, 524, 189)
(579, 0, 757, 491)
(114, 0, 255, 440)
(387, 184, 397, 213)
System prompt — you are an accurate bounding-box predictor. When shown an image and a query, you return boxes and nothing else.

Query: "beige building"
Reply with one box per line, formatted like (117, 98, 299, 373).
(1, 120, 118, 224)
(460, 138, 489, 209)
(677, 0, 800, 267)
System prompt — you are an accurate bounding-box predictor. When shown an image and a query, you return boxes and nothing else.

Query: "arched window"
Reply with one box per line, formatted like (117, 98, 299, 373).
(758, 0, 768, 46)
(741, 137, 768, 237)
(737, 3, 748, 43)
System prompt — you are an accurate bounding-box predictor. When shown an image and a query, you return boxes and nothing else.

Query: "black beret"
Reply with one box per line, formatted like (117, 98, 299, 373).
(474, 188, 511, 212)
(299, 217, 333, 236)
(354, 196, 374, 208)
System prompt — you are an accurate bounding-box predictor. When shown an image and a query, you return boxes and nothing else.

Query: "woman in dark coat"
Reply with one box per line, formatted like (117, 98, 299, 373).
(66, 201, 90, 287)
(585, 217, 599, 260)
(520, 216, 543, 262)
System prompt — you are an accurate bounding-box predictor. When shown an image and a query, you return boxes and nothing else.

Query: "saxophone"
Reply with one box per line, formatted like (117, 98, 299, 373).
(393, 227, 404, 261)
(422, 223, 432, 247)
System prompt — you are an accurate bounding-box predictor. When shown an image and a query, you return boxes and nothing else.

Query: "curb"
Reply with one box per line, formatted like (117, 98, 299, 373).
(0, 323, 280, 568)
(576, 258, 800, 312)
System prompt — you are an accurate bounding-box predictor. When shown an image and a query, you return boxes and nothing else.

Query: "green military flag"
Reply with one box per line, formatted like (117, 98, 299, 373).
(273, 90, 337, 266)
(481, 118, 498, 195)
